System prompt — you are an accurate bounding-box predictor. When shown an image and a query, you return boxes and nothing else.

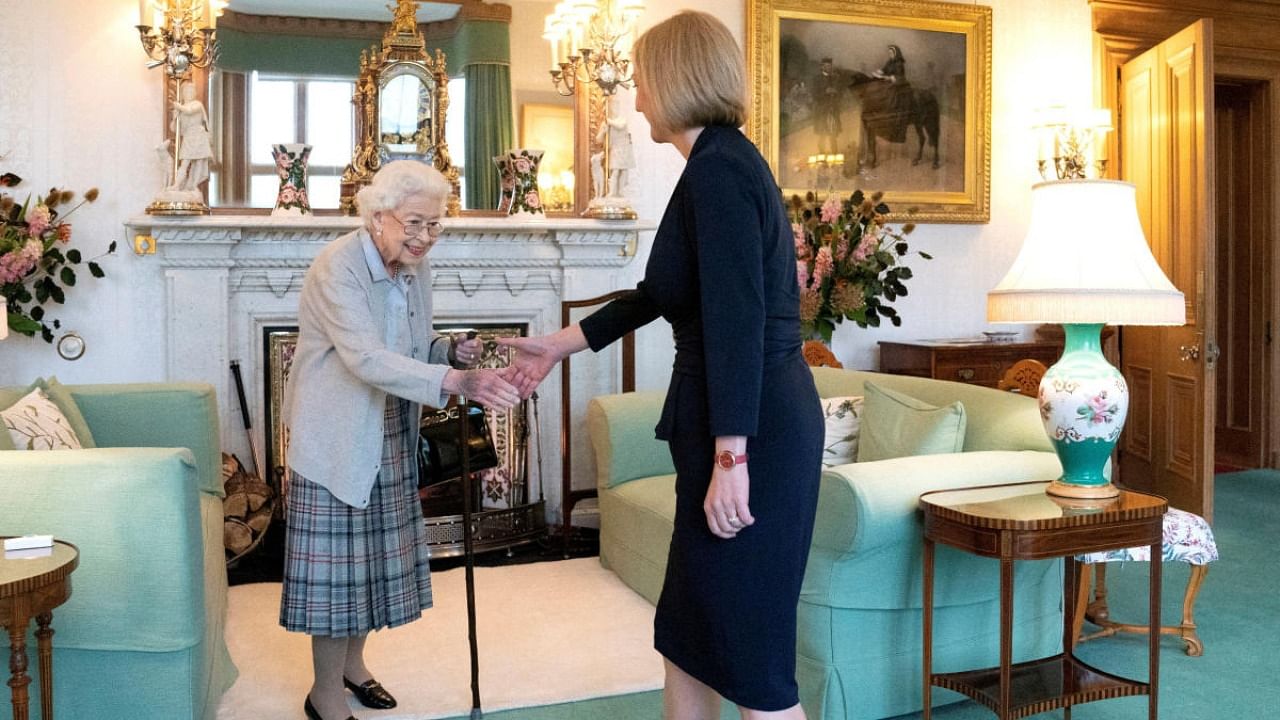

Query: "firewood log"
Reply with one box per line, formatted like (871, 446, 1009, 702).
(224, 519, 253, 554)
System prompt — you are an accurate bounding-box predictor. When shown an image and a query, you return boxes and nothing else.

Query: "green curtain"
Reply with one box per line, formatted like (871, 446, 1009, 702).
(465, 63, 513, 210)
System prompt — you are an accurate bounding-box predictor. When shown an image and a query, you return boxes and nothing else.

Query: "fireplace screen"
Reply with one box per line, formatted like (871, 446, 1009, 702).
(262, 324, 532, 516)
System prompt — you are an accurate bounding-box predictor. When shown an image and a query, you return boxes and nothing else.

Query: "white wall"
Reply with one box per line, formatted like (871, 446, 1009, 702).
(0, 0, 1094, 392)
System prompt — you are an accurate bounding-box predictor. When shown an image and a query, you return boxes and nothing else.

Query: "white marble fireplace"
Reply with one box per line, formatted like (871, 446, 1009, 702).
(123, 214, 648, 524)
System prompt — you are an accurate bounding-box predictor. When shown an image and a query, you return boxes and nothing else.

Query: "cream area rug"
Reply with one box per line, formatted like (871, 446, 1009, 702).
(216, 558, 664, 720)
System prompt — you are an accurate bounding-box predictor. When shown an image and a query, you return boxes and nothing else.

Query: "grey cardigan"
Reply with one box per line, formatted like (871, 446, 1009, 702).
(284, 228, 451, 508)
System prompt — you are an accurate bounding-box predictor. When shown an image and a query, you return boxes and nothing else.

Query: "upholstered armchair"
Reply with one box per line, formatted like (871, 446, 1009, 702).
(0, 382, 237, 719)
(588, 368, 1066, 720)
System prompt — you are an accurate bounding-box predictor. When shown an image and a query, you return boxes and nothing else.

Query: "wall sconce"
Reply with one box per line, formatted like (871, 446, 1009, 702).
(545, 0, 644, 97)
(136, 0, 220, 215)
(1034, 106, 1113, 181)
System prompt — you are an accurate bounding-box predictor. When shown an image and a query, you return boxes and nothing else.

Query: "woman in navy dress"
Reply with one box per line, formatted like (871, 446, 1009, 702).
(501, 11, 823, 718)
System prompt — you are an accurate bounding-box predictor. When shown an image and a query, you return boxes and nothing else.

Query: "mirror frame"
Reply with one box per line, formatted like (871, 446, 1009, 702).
(191, 1, 602, 216)
(341, 2, 459, 215)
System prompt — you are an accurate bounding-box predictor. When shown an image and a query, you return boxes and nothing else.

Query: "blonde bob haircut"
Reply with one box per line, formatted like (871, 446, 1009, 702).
(633, 10, 747, 135)
(355, 160, 452, 226)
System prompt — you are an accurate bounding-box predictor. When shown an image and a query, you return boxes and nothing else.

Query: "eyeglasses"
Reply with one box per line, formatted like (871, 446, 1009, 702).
(388, 212, 444, 237)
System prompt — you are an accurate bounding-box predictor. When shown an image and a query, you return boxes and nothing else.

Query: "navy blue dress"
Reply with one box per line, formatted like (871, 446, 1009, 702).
(580, 124, 823, 710)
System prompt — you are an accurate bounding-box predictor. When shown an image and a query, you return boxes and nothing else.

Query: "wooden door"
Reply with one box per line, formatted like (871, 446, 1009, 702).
(1214, 80, 1270, 470)
(1117, 20, 1218, 520)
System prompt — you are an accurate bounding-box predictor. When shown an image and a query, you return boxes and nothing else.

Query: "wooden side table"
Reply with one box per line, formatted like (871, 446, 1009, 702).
(919, 483, 1166, 719)
(0, 540, 78, 720)
(878, 339, 1062, 388)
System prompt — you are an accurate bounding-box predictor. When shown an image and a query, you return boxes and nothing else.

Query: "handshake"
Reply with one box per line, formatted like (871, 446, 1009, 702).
(443, 328, 585, 411)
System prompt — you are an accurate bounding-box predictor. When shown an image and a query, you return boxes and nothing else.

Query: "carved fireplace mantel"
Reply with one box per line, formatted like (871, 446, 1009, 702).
(124, 213, 649, 524)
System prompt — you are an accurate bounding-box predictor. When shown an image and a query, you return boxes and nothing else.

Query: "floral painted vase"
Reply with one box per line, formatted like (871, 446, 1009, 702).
(271, 143, 312, 216)
(1039, 323, 1128, 490)
(495, 148, 544, 218)
(493, 154, 514, 213)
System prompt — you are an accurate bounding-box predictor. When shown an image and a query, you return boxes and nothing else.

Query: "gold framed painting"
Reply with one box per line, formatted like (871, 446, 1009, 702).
(747, 0, 991, 223)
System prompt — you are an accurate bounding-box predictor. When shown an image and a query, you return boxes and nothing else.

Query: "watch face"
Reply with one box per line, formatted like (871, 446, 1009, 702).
(715, 451, 733, 470)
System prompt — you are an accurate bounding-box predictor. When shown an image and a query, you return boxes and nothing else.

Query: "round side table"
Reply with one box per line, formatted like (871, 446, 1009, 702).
(0, 539, 78, 720)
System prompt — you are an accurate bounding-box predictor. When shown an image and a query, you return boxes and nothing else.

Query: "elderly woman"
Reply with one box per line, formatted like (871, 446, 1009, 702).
(502, 11, 822, 720)
(281, 160, 519, 720)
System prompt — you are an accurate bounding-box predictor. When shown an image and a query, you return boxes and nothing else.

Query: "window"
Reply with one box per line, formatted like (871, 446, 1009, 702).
(247, 74, 355, 209)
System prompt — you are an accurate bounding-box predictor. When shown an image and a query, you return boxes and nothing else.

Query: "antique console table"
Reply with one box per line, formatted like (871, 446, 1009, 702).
(1, 540, 79, 720)
(919, 483, 1166, 719)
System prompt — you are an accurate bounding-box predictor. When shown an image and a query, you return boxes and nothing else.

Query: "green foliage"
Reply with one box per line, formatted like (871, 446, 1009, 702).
(790, 189, 931, 343)
(1, 172, 112, 342)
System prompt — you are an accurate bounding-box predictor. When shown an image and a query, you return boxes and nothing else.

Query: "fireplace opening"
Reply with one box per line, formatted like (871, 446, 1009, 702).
(259, 323, 546, 561)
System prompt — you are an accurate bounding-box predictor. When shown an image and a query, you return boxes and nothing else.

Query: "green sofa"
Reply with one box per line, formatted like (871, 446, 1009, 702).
(587, 367, 1066, 719)
(0, 382, 238, 720)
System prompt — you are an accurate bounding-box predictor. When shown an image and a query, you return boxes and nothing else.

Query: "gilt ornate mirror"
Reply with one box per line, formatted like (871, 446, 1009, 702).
(341, 0, 459, 214)
(200, 0, 582, 215)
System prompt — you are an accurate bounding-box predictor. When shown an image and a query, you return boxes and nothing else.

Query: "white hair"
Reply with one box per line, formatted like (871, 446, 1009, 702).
(355, 160, 451, 225)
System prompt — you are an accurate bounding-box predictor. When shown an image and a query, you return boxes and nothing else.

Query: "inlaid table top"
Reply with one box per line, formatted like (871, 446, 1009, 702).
(0, 540, 79, 597)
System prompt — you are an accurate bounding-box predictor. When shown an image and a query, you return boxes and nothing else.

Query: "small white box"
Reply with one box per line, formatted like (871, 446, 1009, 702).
(4, 535, 54, 551)
(4, 546, 53, 560)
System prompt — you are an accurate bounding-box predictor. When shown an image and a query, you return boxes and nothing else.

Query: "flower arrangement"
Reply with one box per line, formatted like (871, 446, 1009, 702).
(790, 190, 931, 343)
(1, 171, 115, 342)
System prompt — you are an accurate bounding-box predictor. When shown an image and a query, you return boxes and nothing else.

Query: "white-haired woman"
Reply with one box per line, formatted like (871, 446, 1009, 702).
(502, 11, 822, 719)
(281, 161, 519, 720)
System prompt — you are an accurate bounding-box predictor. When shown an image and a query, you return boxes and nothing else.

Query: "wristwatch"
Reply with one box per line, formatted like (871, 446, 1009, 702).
(715, 450, 749, 470)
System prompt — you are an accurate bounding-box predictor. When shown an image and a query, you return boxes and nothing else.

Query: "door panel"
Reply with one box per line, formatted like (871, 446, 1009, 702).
(1214, 81, 1269, 469)
(1118, 20, 1217, 519)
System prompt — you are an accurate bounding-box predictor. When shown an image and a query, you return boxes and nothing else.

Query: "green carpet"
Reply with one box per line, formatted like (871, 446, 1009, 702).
(443, 471, 1278, 720)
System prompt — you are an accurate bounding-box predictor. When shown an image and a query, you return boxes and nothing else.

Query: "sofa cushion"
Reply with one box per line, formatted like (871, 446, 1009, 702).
(857, 381, 966, 462)
(820, 396, 863, 467)
(0, 377, 97, 450)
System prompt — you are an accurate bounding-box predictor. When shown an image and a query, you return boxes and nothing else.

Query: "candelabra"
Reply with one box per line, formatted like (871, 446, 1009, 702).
(1034, 107, 1112, 181)
(544, 0, 643, 218)
(806, 153, 845, 194)
(136, 0, 221, 215)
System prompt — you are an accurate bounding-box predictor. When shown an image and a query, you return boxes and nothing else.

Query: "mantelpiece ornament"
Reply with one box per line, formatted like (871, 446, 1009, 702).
(340, 0, 460, 216)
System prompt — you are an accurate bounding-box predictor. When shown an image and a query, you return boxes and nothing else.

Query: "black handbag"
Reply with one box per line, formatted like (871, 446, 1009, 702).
(418, 403, 500, 488)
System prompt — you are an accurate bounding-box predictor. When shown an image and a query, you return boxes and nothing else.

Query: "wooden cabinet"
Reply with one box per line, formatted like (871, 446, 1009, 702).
(877, 339, 1063, 388)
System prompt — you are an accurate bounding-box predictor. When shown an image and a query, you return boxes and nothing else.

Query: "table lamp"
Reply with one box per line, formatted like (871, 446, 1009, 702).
(988, 179, 1185, 498)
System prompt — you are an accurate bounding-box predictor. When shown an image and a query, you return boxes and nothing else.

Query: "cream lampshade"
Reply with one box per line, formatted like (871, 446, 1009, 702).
(988, 179, 1185, 498)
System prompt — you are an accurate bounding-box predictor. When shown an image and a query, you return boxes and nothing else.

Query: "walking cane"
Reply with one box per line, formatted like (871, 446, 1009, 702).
(458, 397, 483, 719)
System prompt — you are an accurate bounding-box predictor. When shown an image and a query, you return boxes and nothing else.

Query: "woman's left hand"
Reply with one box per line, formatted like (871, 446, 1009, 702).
(704, 465, 754, 539)
(452, 335, 484, 368)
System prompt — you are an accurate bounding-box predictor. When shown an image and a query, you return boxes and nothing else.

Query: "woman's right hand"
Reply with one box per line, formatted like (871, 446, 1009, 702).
(443, 368, 520, 410)
(497, 326, 588, 399)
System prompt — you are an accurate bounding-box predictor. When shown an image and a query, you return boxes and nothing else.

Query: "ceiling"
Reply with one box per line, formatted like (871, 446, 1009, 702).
(226, 1, 463, 23)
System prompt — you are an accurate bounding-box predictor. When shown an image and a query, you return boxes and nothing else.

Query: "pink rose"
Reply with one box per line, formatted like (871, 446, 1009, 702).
(820, 195, 841, 224)
(278, 186, 297, 205)
(26, 205, 51, 237)
(525, 191, 541, 209)
(796, 260, 810, 290)
(514, 158, 532, 175)
(812, 246, 834, 285)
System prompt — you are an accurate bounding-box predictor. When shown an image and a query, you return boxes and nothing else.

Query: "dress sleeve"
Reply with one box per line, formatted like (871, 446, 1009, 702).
(686, 151, 766, 437)
(579, 284, 661, 352)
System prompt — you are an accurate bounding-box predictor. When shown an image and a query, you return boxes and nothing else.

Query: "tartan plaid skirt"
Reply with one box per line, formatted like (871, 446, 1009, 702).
(279, 396, 432, 637)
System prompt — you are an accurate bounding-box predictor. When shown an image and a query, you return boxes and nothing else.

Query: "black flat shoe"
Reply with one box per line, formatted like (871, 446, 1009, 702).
(303, 694, 357, 720)
(343, 676, 398, 709)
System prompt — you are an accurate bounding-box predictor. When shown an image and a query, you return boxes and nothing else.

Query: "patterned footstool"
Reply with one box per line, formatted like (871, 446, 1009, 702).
(1074, 508, 1218, 656)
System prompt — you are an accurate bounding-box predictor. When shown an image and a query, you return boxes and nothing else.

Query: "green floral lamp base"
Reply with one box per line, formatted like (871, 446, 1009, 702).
(1039, 323, 1126, 499)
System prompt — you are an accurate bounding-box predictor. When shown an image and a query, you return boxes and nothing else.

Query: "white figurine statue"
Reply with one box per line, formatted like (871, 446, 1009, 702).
(585, 93, 638, 218)
(596, 94, 635, 198)
(150, 83, 213, 212)
(170, 83, 213, 192)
